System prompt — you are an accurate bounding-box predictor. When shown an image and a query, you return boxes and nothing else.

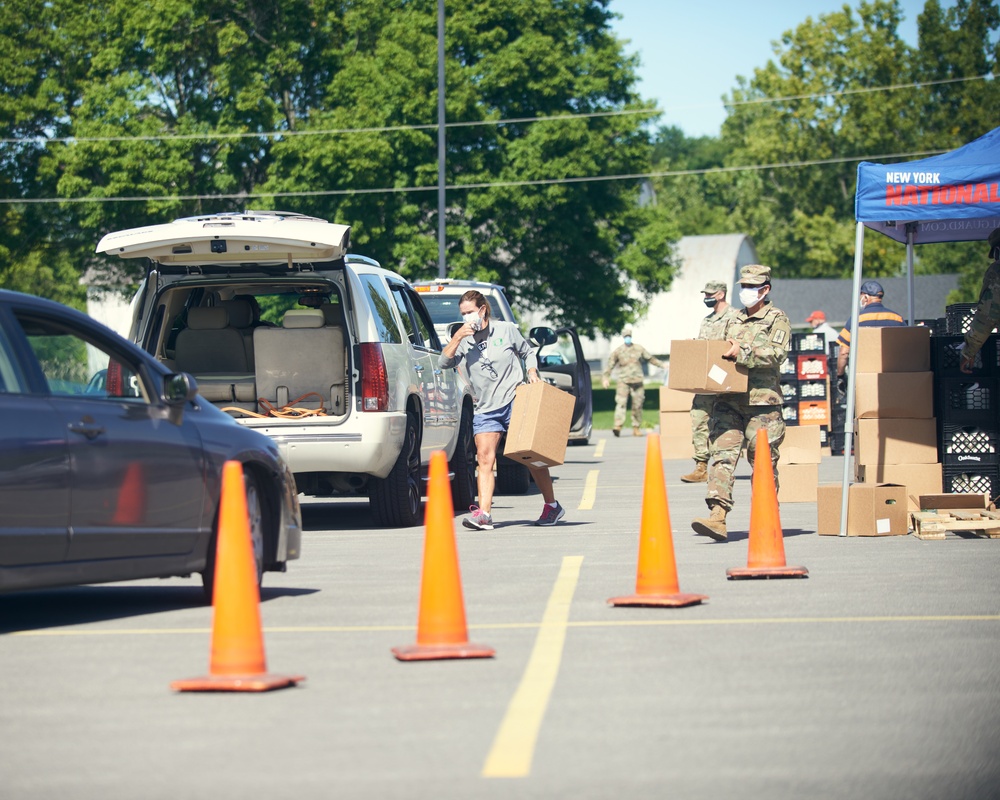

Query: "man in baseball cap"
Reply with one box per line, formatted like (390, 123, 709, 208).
(835, 278, 905, 378)
(806, 310, 838, 353)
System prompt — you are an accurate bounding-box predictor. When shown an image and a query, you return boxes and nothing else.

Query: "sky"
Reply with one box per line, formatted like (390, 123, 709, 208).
(609, 0, 929, 138)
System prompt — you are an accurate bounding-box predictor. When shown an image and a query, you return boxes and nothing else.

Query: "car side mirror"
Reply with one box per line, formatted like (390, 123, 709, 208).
(448, 321, 464, 339)
(164, 372, 199, 406)
(529, 326, 557, 346)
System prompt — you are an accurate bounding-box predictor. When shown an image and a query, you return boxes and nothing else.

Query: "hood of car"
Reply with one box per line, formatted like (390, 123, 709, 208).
(96, 211, 351, 266)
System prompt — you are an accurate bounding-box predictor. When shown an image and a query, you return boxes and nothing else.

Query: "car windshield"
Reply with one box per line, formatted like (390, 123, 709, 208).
(421, 294, 503, 324)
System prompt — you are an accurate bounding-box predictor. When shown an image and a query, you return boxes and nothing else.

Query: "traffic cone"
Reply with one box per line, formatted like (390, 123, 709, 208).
(112, 462, 146, 525)
(608, 434, 707, 607)
(392, 450, 495, 661)
(727, 428, 809, 580)
(171, 461, 305, 691)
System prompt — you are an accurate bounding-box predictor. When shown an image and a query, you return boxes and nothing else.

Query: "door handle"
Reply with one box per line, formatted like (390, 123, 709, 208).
(68, 421, 106, 440)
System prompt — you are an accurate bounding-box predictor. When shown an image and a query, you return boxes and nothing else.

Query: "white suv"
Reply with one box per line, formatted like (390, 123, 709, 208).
(97, 211, 476, 527)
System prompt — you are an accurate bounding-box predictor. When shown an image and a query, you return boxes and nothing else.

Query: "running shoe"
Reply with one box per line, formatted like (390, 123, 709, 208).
(463, 505, 494, 531)
(533, 501, 566, 527)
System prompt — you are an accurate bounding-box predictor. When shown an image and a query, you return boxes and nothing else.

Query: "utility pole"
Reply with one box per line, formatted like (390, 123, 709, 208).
(436, 0, 446, 278)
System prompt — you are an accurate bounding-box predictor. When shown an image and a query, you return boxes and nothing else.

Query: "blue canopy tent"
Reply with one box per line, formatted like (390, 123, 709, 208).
(839, 126, 1000, 534)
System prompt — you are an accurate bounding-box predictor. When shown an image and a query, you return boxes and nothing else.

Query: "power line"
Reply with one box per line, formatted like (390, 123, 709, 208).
(0, 148, 947, 206)
(0, 73, 988, 146)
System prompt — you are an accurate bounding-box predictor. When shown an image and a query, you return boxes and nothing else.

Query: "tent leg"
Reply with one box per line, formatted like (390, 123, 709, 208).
(839, 223, 866, 536)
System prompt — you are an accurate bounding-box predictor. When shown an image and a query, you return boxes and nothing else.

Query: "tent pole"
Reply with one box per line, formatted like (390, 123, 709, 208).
(840, 222, 866, 536)
(906, 224, 916, 324)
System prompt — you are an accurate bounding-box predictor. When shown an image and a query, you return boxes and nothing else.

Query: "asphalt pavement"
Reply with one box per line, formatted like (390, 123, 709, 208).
(2, 431, 999, 800)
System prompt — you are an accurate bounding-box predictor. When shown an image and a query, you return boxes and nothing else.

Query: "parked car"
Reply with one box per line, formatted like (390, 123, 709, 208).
(0, 289, 302, 598)
(414, 277, 593, 447)
(97, 211, 476, 527)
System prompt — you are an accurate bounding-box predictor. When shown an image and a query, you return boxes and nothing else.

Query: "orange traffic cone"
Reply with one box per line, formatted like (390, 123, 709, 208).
(171, 461, 305, 691)
(392, 450, 495, 661)
(112, 462, 147, 525)
(727, 428, 809, 580)
(609, 434, 707, 607)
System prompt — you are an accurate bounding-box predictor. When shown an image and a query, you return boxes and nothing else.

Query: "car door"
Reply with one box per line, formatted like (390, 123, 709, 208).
(536, 327, 593, 442)
(0, 313, 71, 568)
(10, 309, 207, 562)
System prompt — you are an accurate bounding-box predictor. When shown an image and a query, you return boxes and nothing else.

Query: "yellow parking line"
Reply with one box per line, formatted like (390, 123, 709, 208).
(593, 439, 606, 458)
(578, 469, 599, 510)
(481, 555, 583, 779)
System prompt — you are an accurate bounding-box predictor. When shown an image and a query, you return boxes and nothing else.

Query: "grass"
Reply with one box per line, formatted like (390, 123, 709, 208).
(592, 381, 663, 430)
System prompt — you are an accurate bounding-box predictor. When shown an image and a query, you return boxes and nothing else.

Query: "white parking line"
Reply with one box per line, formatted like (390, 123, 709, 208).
(481, 555, 583, 778)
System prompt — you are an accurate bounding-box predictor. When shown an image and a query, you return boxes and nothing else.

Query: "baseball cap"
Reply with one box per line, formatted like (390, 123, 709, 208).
(702, 280, 726, 294)
(622, 325, 633, 336)
(806, 310, 826, 323)
(739, 264, 771, 286)
(860, 280, 884, 297)
(989, 227, 1000, 249)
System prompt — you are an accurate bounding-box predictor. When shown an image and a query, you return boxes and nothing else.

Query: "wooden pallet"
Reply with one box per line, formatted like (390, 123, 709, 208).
(910, 509, 1000, 540)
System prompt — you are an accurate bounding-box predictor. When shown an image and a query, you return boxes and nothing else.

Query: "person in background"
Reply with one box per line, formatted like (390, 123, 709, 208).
(805, 310, 839, 355)
(680, 280, 740, 483)
(691, 265, 790, 542)
(440, 290, 565, 530)
(960, 227, 1000, 373)
(835, 280, 905, 378)
(602, 325, 665, 437)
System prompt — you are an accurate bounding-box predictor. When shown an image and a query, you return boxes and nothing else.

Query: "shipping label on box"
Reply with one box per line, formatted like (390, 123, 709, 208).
(659, 386, 694, 412)
(667, 340, 748, 394)
(854, 417, 939, 466)
(779, 424, 822, 464)
(854, 372, 934, 419)
(856, 463, 943, 512)
(855, 326, 930, 373)
(503, 381, 575, 467)
(817, 483, 909, 536)
(777, 463, 819, 503)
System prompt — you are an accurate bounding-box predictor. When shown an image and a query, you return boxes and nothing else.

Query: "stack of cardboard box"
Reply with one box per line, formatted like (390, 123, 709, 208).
(658, 386, 694, 459)
(851, 327, 942, 512)
(777, 424, 821, 503)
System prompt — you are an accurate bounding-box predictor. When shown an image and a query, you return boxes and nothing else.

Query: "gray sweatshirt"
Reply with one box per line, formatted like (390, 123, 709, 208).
(438, 320, 538, 414)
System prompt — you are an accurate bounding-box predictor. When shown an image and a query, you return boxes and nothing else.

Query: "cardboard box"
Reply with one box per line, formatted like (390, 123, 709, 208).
(503, 381, 575, 468)
(779, 424, 822, 465)
(917, 493, 989, 511)
(817, 483, 909, 536)
(659, 386, 694, 412)
(854, 372, 934, 419)
(854, 417, 939, 466)
(854, 326, 930, 373)
(658, 410, 692, 438)
(856, 463, 943, 512)
(667, 340, 748, 394)
(777, 463, 819, 503)
(660, 434, 695, 460)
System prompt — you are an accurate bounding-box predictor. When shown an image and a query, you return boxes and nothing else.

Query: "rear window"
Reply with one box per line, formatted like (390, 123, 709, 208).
(360, 274, 402, 344)
(420, 293, 505, 325)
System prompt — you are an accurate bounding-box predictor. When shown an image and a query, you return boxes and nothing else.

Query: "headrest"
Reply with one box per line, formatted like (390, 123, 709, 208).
(187, 307, 229, 330)
(283, 309, 325, 329)
(221, 298, 254, 328)
(321, 302, 345, 327)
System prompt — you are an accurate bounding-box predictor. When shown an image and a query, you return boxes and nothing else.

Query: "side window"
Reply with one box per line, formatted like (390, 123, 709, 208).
(390, 287, 418, 345)
(408, 291, 440, 351)
(0, 322, 28, 393)
(14, 314, 148, 402)
(359, 274, 402, 344)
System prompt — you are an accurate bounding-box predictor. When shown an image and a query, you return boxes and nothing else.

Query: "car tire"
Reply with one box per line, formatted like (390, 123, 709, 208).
(370, 409, 423, 527)
(449, 408, 477, 512)
(201, 468, 267, 604)
(496, 457, 531, 495)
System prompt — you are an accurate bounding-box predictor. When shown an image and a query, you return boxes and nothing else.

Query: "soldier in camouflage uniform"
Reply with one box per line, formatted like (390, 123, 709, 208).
(681, 280, 742, 483)
(691, 264, 791, 542)
(960, 227, 1000, 373)
(602, 326, 665, 437)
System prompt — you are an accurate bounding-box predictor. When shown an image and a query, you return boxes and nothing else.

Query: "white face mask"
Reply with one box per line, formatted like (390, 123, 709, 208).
(739, 287, 761, 307)
(462, 310, 483, 331)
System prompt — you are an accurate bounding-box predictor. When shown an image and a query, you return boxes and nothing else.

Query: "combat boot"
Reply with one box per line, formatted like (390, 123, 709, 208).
(680, 461, 708, 483)
(633, 426, 642, 437)
(613, 428, 621, 437)
(691, 505, 727, 541)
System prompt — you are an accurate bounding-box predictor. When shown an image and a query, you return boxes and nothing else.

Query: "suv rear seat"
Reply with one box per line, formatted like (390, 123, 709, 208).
(254, 308, 347, 415)
(173, 306, 256, 404)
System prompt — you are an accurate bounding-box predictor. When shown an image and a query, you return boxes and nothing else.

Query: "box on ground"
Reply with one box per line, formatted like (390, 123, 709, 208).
(917, 493, 990, 511)
(503, 381, 575, 468)
(660, 434, 695, 460)
(779, 424, 822, 465)
(856, 463, 943, 512)
(854, 326, 930, 373)
(817, 483, 909, 536)
(668, 340, 748, 394)
(659, 410, 692, 438)
(854, 372, 934, 419)
(659, 386, 694, 412)
(854, 417, 938, 465)
(778, 463, 819, 503)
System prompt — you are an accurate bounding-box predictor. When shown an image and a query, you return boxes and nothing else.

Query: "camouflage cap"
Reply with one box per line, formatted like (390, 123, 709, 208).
(989, 226, 1000, 249)
(702, 280, 727, 294)
(622, 325, 633, 336)
(739, 264, 771, 286)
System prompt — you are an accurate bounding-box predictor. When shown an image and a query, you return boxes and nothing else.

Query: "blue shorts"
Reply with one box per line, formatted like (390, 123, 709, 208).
(473, 401, 514, 436)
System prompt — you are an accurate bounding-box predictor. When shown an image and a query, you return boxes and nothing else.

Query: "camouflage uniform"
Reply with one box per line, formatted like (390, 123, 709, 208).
(705, 292, 790, 513)
(603, 332, 664, 431)
(691, 303, 742, 462)
(962, 245, 1000, 366)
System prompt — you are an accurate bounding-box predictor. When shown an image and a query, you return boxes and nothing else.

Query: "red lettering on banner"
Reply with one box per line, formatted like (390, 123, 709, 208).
(941, 186, 957, 204)
(956, 184, 974, 203)
(973, 184, 990, 203)
(903, 185, 919, 204)
(932, 186, 943, 203)
(992, 183, 1000, 202)
(885, 185, 904, 205)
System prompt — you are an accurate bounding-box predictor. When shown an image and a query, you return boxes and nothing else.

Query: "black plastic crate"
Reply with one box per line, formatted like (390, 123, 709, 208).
(798, 379, 828, 401)
(830, 430, 853, 456)
(930, 334, 999, 377)
(792, 331, 825, 353)
(938, 423, 1000, 466)
(935, 377, 999, 426)
(941, 464, 1000, 501)
(818, 425, 829, 446)
(779, 358, 797, 376)
(781, 404, 798, 423)
(780, 380, 799, 402)
(946, 303, 979, 335)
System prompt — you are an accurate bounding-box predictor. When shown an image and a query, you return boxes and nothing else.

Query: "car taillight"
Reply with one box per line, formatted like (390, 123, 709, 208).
(106, 359, 124, 396)
(359, 342, 389, 411)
